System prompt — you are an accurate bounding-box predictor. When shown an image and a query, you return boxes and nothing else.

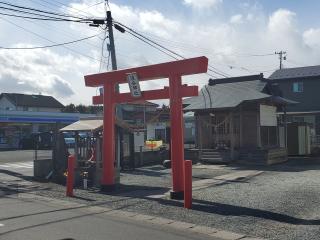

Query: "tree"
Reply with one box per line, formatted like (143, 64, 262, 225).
(75, 104, 88, 113)
(61, 103, 103, 114)
(61, 103, 77, 113)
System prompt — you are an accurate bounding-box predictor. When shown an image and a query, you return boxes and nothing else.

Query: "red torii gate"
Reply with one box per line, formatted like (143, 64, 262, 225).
(84, 56, 208, 198)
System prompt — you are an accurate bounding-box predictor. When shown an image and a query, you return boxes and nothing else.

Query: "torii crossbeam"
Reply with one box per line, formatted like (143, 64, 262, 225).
(84, 56, 208, 198)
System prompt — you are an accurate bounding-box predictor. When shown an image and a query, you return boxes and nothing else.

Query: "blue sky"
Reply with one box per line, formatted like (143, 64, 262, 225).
(0, 0, 320, 105)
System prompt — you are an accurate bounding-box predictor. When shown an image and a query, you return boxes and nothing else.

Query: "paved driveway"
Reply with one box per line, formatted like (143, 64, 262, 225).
(0, 150, 52, 164)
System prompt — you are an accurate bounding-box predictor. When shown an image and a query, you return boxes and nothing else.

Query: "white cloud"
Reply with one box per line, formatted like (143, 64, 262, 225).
(0, 46, 97, 102)
(268, 9, 297, 34)
(303, 28, 320, 48)
(139, 11, 180, 38)
(265, 8, 309, 62)
(230, 14, 243, 24)
(183, 0, 222, 9)
(66, 2, 180, 39)
(246, 13, 254, 21)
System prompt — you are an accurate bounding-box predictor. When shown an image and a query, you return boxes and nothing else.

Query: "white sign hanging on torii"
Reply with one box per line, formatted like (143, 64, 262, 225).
(127, 72, 142, 98)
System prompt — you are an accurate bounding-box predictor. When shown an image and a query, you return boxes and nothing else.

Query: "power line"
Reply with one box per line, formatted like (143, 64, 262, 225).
(19, 12, 106, 52)
(0, 11, 90, 22)
(116, 21, 230, 77)
(131, 29, 275, 58)
(118, 30, 272, 75)
(0, 33, 100, 50)
(32, 0, 98, 19)
(0, 6, 87, 22)
(115, 22, 185, 59)
(0, 1, 87, 20)
(125, 31, 218, 77)
(0, 17, 108, 65)
(125, 30, 180, 60)
(99, 34, 108, 71)
(114, 21, 230, 78)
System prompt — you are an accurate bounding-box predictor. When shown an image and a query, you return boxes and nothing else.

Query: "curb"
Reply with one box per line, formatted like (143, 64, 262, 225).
(193, 170, 264, 190)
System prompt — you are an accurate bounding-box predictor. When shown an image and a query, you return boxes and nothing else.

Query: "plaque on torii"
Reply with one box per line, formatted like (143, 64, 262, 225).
(84, 56, 208, 198)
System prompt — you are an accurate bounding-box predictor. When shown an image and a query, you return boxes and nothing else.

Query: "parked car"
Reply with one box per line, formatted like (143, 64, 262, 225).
(19, 132, 53, 150)
(62, 132, 92, 148)
(63, 132, 75, 148)
(19, 134, 37, 149)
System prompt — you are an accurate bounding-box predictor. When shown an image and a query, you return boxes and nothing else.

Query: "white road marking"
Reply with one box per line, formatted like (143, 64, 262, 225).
(0, 223, 4, 227)
(0, 162, 33, 169)
(16, 163, 33, 168)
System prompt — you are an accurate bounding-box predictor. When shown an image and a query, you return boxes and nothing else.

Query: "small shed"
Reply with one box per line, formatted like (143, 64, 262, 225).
(52, 117, 135, 185)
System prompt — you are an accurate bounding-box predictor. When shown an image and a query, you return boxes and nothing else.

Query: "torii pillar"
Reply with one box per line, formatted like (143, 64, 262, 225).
(84, 56, 208, 198)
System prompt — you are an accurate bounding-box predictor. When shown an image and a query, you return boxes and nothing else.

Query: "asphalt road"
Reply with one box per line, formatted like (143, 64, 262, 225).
(0, 194, 220, 240)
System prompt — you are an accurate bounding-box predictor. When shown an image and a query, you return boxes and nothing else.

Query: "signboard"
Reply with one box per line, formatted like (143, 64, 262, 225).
(260, 104, 277, 126)
(127, 72, 142, 98)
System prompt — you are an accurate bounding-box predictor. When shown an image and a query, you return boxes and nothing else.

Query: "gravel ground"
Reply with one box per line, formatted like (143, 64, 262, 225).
(26, 158, 320, 240)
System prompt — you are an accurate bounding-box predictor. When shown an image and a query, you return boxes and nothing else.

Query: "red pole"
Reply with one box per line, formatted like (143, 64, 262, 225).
(102, 82, 116, 190)
(184, 160, 192, 209)
(169, 74, 185, 199)
(66, 154, 75, 197)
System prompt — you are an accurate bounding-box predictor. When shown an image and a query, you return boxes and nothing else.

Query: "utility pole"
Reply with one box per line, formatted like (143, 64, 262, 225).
(106, 10, 122, 175)
(106, 11, 117, 72)
(275, 51, 287, 69)
(89, 10, 126, 183)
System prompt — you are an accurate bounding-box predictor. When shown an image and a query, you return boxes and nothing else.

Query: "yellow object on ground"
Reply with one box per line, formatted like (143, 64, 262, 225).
(145, 140, 163, 149)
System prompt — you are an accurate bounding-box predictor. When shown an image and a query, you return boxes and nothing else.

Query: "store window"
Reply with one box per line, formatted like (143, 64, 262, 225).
(293, 82, 303, 93)
(155, 128, 166, 141)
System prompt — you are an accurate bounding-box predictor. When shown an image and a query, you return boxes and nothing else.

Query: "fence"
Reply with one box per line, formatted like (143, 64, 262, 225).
(311, 135, 320, 146)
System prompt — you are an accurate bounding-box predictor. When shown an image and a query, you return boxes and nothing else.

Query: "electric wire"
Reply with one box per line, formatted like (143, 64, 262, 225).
(31, 0, 98, 19)
(18, 13, 107, 52)
(0, 17, 108, 65)
(0, 33, 100, 50)
(115, 21, 229, 78)
(0, 1, 87, 20)
(0, 7, 88, 22)
(0, 11, 90, 22)
(125, 29, 180, 60)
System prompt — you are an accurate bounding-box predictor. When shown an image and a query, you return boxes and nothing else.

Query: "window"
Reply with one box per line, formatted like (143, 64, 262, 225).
(155, 129, 166, 141)
(293, 82, 303, 92)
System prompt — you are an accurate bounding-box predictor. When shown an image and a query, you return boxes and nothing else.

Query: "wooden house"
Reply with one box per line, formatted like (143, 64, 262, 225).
(183, 74, 296, 165)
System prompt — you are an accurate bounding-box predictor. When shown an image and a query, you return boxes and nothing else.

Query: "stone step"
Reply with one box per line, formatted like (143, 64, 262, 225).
(201, 153, 222, 157)
(239, 154, 265, 158)
(201, 157, 229, 163)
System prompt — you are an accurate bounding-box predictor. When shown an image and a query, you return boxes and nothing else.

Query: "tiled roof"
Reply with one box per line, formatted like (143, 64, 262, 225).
(269, 65, 320, 80)
(122, 100, 159, 107)
(183, 80, 295, 111)
(0, 93, 64, 109)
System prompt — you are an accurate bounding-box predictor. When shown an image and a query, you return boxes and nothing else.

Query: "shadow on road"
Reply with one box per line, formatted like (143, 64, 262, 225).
(0, 169, 33, 181)
(121, 168, 169, 177)
(150, 197, 320, 226)
(0, 169, 51, 197)
(229, 157, 320, 173)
